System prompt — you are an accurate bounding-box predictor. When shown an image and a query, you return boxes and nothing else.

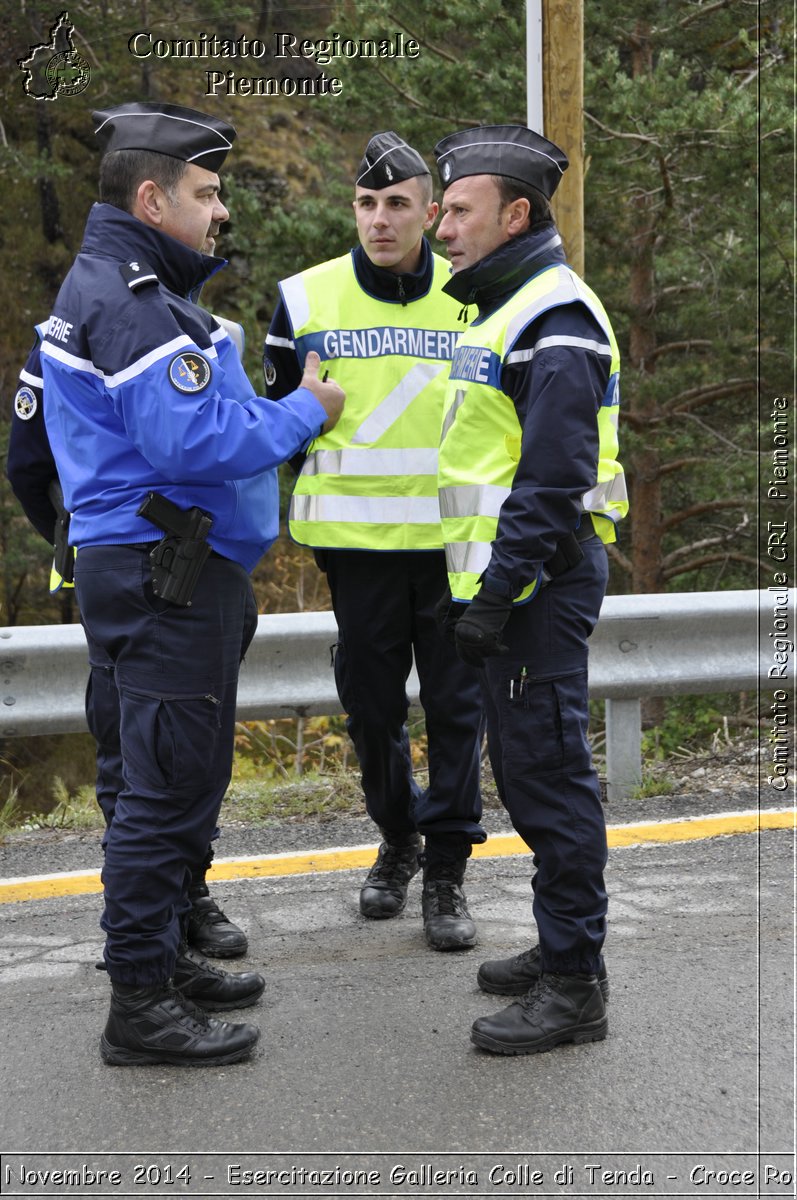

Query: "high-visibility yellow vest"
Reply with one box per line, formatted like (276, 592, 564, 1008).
(284, 252, 461, 551)
(438, 263, 628, 602)
(49, 559, 74, 593)
(47, 479, 74, 594)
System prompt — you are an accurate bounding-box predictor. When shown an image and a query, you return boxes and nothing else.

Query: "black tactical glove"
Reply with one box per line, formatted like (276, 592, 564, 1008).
(454, 587, 513, 668)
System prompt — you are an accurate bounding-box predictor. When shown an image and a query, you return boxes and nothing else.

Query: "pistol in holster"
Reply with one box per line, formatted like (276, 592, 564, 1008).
(47, 480, 75, 586)
(136, 492, 213, 607)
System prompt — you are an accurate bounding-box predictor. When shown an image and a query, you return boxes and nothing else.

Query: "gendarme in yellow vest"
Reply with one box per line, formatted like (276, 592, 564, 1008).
(438, 263, 628, 602)
(284, 252, 460, 551)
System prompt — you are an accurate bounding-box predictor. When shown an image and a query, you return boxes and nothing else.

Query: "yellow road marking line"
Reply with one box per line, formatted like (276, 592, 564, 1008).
(0, 808, 793, 905)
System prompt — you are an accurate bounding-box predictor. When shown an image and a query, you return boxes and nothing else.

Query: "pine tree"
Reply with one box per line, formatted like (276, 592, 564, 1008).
(583, 0, 792, 592)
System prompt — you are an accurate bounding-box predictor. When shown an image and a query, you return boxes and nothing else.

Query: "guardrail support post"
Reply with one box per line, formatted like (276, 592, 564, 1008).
(604, 697, 642, 802)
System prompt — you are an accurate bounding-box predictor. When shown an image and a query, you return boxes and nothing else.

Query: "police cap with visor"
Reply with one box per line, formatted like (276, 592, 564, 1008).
(434, 124, 568, 199)
(92, 101, 236, 170)
(356, 131, 430, 189)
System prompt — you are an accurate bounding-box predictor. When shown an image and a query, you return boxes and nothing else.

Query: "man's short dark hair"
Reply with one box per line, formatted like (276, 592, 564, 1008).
(493, 175, 552, 229)
(99, 149, 187, 212)
(416, 172, 433, 207)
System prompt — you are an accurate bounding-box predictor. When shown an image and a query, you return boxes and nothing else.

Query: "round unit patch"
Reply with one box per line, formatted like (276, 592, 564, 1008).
(168, 352, 212, 393)
(263, 358, 277, 387)
(14, 387, 38, 420)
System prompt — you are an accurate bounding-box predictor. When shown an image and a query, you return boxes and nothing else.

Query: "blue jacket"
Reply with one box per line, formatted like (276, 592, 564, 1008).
(40, 203, 327, 571)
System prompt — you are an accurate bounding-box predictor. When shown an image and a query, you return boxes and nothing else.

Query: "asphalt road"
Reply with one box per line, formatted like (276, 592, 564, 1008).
(0, 807, 794, 1199)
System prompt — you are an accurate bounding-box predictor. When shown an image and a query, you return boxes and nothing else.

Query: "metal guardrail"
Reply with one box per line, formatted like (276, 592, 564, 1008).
(1, 589, 792, 800)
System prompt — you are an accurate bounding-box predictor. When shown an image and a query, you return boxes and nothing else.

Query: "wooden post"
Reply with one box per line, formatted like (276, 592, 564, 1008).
(543, 0, 584, 275)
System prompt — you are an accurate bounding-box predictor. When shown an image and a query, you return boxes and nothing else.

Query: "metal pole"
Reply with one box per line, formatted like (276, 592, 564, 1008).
(604, 698, 643, 802)
(526, 0, 544, 133)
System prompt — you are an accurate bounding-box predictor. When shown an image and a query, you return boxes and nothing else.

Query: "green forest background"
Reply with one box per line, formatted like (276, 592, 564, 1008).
(0, 0, 793, 814)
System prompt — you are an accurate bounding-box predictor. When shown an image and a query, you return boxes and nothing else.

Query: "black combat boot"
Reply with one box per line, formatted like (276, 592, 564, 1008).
(186, 879, 248, 959)
(359, 833, 422, 918)
(471, 972, 608, 1055)
(173, 945, 265, 1011)
(421, 854, 476, 951)
(477, 944, 610, 1002)
(100, 981, 260, 1067)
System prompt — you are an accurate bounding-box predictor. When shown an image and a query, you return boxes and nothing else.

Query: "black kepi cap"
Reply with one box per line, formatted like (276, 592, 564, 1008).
(92, 102, 236, 172)
(434, 124, 568, 199)
(356, 131, 430, 189)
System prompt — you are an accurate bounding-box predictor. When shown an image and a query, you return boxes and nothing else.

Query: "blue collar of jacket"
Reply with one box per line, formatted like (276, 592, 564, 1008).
(351, 237, 435, 305)
(441, 223, 567, 316)
(80, 203, 226, 300)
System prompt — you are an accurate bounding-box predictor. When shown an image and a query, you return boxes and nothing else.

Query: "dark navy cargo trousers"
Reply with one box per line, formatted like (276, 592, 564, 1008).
(75, 545, 257, 986)
(481, 536, 609, 976)
(85, 650, 221, 875)
(324, 548, 486, 845)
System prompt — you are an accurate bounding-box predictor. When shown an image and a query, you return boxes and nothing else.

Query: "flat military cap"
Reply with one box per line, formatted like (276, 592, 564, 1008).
(434, 124, 568, 199)
(92, 102, 236, 171)
(356, 131, 430, 189)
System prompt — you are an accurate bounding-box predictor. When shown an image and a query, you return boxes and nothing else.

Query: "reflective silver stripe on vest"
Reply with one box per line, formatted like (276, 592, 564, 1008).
(505, 333, 613, 367)
(350, 361, 446, 445)
(439, 483, 511, 520)
(302, 447, 438, 477)
(440, 388, 466, 443)
(280, 273, 310, 331)
(290, 494, 441, 525)
(446, 540, 492, 577)
(212, 315, 245, 360)
(504, 266, 607, 350)
(581, 474, 628, 512)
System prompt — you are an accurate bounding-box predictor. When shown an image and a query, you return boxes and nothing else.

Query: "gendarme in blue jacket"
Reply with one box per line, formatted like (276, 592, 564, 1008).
(41, 203, 327, 570)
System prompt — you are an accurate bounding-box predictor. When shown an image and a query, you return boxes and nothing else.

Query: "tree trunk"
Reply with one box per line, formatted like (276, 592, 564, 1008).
(35, 107, 63, 244)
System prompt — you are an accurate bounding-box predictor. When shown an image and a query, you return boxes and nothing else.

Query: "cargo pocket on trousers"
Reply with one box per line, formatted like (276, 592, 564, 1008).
(501, 678, 565, 776)
(503, 669, 592, 777)
(120, 687, 223, 800)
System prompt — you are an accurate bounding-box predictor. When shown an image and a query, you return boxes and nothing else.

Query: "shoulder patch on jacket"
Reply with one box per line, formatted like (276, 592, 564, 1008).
(168, 351, 212, 393)
(14, 386, 38, 420)
(119, 260, 159, 292)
